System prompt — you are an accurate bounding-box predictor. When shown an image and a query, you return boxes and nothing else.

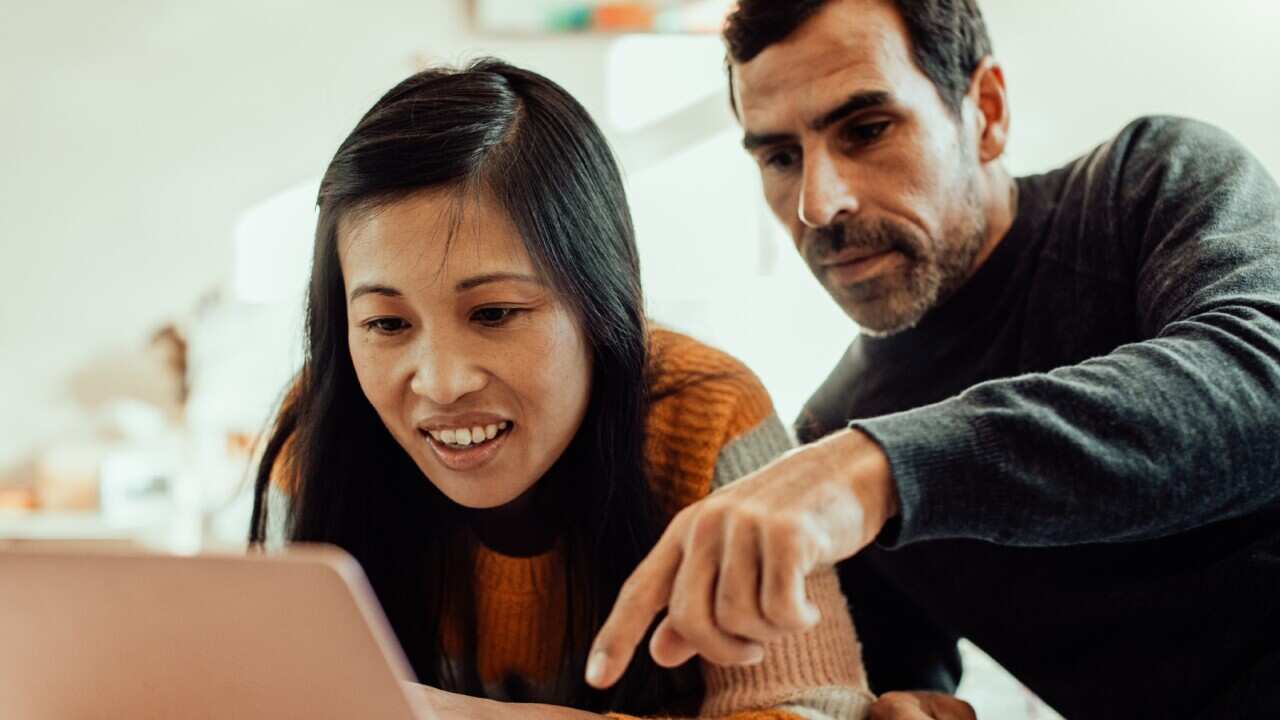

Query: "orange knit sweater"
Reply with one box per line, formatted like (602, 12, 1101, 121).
(268, 328, 874, 718)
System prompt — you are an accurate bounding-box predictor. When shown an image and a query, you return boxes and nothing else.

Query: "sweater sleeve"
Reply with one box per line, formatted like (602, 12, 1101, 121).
(606, 569, 873, 720)
(856, 117, 1280, 547)
(617, 365, 875, 720)
(695, 568, 875, 720)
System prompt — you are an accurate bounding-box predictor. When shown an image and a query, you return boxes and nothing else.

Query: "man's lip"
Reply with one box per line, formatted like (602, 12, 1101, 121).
(824, 249, 905, 286)
(819, 247, 894, 268)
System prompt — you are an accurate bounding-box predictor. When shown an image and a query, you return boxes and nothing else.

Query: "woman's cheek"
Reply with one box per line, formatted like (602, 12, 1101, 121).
(349, 334, 394, 413)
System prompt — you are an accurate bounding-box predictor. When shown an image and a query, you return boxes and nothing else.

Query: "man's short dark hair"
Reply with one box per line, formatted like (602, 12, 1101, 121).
(723, 0, 993, 117)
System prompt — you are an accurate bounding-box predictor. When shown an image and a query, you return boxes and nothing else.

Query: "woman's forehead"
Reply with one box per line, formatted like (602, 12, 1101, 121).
(338, 189, 536, 291)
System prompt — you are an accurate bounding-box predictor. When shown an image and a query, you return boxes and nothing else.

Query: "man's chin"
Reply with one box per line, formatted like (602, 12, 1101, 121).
(838, 291, 932, 337)
(846, 312, 921, 337)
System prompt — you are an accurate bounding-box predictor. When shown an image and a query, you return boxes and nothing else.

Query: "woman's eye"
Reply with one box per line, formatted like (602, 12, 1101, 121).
(846, 120, 891, 144)
(471, 307, 522, 326)
(363, 317, 408, 335)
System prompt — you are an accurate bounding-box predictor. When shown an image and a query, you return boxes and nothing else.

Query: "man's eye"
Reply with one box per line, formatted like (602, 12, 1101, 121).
(471, 307, 522, 326)
(763, 147, 801, 171)
(363, 317, 409, 334)
(846, 120, 891, 144)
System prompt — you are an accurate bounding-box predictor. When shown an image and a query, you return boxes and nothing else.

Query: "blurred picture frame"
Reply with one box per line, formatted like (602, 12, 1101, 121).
(471, 0, 734, 34)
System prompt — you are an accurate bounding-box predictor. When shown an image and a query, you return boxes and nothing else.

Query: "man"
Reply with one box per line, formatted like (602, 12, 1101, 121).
(585, 0, 1280, 717)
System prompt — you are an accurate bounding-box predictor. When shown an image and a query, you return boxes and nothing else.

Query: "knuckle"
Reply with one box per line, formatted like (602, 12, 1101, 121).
(688, 510, 723, 548)
(760, 586, 804, 630)
(713, 595, 750, 636)
(758, 594, 786, 627)
(732, 500, 769, 527)
(667, 596, 697, 631)
(671, 503, 699, 529)
(764, 513, 806, 547)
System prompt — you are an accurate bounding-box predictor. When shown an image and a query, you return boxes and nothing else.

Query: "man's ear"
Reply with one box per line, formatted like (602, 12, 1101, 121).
(967, 57, 1009, 163)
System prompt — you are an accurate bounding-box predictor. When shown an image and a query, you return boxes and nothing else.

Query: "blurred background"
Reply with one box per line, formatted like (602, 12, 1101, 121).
(2, 1, 1278, 716)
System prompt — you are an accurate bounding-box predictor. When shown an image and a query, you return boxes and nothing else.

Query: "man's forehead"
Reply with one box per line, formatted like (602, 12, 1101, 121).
(733, 0, 916, 130)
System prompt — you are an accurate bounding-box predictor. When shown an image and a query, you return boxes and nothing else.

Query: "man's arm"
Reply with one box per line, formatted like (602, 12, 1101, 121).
(861, 117, 1280, 547)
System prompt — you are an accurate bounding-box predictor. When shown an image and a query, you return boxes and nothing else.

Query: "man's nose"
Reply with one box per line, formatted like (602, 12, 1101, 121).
(407, 339, 487, 406)
(798, 150, 859, 229)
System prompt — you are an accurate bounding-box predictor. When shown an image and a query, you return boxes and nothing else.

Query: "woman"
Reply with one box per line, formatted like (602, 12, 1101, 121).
(249, 59, 873, 719)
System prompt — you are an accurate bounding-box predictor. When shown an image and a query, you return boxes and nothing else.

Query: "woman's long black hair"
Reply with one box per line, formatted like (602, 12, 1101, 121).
(247, 59, 702, 714)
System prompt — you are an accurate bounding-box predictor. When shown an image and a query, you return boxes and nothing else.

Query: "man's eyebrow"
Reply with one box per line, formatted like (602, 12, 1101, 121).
(743, 130, 794, 152)
(810, 90, 893, 133)
(349, 283, 401, 302)
(742, 90, 894, 151)
(455, 272, 542, 292)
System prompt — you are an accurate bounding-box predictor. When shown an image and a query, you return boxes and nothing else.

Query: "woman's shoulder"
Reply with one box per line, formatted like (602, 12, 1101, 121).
(646, 326, 772, 429)
(644, 326, 793, 514)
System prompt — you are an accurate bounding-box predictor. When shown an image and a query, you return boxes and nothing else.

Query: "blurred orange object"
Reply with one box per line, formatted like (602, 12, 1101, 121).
(593, 3, 655, 31)
(0, 486, 37, 511)
(226, 431, 257, 458)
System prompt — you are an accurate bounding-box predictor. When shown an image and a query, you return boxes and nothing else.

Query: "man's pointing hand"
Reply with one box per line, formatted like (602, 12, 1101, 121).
(585, 428, 899, 688)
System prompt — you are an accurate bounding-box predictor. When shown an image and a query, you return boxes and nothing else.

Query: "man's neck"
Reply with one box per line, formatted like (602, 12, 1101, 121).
(969, 162, 1019, 279)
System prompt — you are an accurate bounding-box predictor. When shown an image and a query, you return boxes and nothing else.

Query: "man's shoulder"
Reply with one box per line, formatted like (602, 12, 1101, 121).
(1077, 115, 1254, 191)
(1114, 114, 1235, 148)
(1019, 115, 1261, 256)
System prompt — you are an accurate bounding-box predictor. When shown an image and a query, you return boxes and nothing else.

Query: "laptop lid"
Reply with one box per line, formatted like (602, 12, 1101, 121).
(0, 545, 435, 719)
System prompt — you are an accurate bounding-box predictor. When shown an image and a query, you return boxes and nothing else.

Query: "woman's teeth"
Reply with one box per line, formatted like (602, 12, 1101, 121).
(429, 421, 509, 448)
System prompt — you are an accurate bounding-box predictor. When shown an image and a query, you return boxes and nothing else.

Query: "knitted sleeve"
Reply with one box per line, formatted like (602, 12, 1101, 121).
(627, 329, 875, 719)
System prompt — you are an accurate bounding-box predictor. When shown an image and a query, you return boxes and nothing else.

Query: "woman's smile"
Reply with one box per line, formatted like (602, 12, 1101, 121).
(421, 421, 514, 472)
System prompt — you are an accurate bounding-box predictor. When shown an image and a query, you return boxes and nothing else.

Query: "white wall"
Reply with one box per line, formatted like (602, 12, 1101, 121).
(0, 1, 618, 470)
(3, 0, 1280, 472)
(989, 0, 1280, 176)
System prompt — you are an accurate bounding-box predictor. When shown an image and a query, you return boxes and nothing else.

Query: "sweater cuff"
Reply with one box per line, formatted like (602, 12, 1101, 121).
(850, 399, 1006, 548)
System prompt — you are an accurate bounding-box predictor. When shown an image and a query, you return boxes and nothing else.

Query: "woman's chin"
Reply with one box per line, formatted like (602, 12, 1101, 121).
(424, 469, 536, 511)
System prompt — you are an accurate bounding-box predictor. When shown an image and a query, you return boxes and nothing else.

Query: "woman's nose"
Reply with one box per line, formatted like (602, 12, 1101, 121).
(407, 341, 487, 406)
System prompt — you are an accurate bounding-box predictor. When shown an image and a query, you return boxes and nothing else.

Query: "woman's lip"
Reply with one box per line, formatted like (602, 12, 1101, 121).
(418, 415, 511, 432)
(423, 426, 511, 472)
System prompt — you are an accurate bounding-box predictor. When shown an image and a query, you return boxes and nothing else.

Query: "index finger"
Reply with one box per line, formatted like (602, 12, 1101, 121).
(585, 526, 683, 689)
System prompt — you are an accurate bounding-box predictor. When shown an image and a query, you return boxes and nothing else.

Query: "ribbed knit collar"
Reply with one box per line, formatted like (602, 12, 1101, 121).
(471, 540, 563, 595)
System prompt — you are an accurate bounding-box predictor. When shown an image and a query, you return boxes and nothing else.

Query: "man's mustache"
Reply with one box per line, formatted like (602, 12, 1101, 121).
(809, 218, 915, 262)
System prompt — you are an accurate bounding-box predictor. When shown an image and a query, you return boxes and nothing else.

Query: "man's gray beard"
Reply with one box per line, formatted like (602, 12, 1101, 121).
(853, 201, 987, 338)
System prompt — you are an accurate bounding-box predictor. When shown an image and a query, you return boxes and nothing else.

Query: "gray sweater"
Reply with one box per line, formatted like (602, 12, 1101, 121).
(798, 116, 1280, 719)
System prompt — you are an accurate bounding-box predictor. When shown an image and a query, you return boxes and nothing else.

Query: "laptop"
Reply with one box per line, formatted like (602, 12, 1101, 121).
(0, 545, 437, 719)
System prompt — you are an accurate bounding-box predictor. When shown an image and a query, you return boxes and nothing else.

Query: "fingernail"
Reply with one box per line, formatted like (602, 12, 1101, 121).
(585, 650, 608, 686)
(746, 644, 765, 664)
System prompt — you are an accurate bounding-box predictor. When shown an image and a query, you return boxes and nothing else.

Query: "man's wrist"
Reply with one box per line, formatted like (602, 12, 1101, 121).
(818, 427, 900, 550)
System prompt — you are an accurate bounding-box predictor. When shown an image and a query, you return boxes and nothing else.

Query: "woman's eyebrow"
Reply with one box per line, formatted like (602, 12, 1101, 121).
(348, 283, 401, 302)
(455, 272, 543, 291)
